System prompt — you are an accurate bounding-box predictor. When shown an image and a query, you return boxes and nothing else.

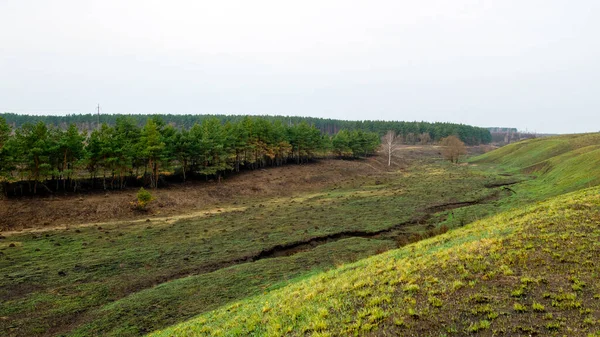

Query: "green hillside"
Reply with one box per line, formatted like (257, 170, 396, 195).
(149, 134, 600, 337)
(473, 133, 600, 200)
(150, 188, 600, 337)
(472, 133, 600, 168)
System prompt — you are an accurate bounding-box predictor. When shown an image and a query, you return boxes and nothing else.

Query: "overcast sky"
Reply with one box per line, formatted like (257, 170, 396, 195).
(1, 1, 598, 133)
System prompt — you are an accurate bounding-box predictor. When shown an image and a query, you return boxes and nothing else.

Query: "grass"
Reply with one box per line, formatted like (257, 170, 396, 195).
(0, 157, 508, 336)
(149, 186, 600, 336)
(145, 133, 600, 336)
(70, 238, 394, 336)
(472, 133, 600, 201)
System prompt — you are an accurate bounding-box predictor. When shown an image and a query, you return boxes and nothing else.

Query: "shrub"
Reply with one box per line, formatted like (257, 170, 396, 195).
(132, 187, 155, 211)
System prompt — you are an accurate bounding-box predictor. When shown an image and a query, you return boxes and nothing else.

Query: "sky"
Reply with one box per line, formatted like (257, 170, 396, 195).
(0, 0, 599, 134)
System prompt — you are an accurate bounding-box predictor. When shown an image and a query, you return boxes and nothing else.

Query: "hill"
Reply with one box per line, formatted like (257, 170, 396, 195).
(149, 134, 600, 336)
(472, 133, 600, 200)
(150, 187, 600, 336)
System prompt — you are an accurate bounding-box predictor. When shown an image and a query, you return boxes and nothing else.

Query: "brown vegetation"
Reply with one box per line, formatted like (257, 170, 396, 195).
(440, 135, 467, 163)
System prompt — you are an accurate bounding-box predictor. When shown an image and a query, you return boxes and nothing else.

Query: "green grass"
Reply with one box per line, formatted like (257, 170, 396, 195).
(70, 237, 395, 336)
(0, 159, 506, 336)
(472, 133, 600, 169)
(149, 187, 600, 336)
(472, 133, 600, 201)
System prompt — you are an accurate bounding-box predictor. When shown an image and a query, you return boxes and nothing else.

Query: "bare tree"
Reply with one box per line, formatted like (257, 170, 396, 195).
(382, 130, 399, 166)
(440, 135, 467, 163)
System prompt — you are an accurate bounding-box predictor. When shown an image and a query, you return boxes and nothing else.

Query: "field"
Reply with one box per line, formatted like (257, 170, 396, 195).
(3, 134, 599, 337)
(1, 145, 513, 336)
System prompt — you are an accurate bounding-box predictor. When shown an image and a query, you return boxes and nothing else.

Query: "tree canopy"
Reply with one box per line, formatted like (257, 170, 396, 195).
(0, 113, 492, 145)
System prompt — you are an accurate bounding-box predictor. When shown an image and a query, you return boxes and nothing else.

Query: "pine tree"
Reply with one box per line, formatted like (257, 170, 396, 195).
(11, 122, 53, 193)
(55, 124, 85, 190)
(140, 119, 165, 188)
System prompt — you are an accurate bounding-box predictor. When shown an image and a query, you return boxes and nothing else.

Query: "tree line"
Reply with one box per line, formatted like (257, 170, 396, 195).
(1, 113, 492, 145)
(0, 116, 381, 196)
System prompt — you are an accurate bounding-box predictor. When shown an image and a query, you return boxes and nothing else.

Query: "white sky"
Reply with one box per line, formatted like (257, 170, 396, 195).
(1, 0, 599, 133)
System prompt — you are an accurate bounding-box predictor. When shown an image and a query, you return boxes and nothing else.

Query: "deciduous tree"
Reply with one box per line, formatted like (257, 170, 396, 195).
(382, 130, 398, 166)
(440, 135, 467, 163)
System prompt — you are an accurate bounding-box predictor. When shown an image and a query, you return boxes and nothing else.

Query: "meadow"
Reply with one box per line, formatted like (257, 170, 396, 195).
(1, 146, 514, 336)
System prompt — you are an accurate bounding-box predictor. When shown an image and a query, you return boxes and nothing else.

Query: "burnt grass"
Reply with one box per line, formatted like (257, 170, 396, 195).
(0, 156, 522, 337)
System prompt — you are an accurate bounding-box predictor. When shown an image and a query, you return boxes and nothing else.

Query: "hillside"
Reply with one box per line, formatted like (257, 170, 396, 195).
(472, 133, 600, 200)
(150, 187, 600, 336)
(149, 134, 600, 336)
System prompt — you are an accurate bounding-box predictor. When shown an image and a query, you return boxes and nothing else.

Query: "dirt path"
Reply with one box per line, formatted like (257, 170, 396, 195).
(0, 206, 247, 237)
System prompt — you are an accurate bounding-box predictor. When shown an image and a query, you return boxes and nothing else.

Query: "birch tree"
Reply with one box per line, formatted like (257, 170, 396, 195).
(383, 130, 399, 166)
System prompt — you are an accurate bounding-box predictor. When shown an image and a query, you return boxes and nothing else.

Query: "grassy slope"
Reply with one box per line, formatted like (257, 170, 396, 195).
(150, 134, 600, 336)
(70, 238, 395, 336)
(150, 187, 600, 337)
(472, 133, 600, 199)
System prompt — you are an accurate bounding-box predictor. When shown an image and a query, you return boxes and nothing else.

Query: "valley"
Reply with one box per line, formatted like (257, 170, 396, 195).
(0, 146, 515, 336)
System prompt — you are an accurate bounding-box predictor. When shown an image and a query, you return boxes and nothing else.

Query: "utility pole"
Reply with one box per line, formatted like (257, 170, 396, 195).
(97, 104, 100, 130)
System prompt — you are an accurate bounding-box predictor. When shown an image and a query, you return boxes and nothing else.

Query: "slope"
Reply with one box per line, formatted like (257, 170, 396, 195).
(149, 187, 600, 337)
(472, 133, 600, 199)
